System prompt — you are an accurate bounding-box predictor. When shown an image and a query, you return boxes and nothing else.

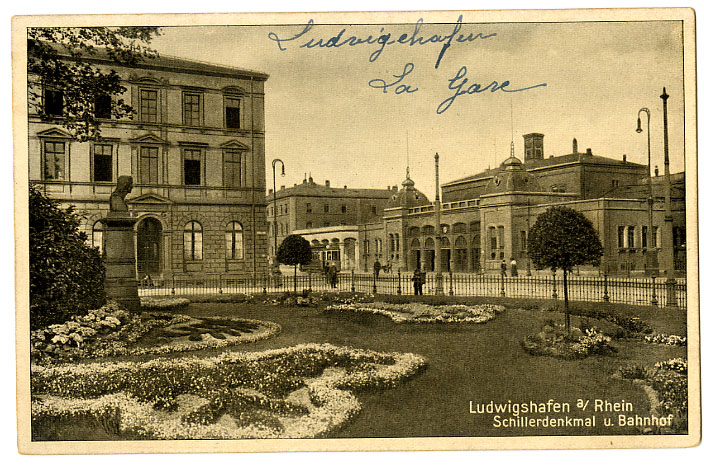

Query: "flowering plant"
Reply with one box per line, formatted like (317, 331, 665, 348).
(32, 343, 427, 439)
(643, 334, 687, 346)
(141, 297, 191, 310)
(325, 302, 505, 324)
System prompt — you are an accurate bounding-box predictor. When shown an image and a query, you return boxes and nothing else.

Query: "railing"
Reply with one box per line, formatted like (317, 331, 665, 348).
(138, 271, 687, 310)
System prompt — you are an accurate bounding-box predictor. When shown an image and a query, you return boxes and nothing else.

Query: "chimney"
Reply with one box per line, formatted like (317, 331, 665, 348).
(622, 154, 627, 163)
(392, 185, 398, 191)
(344, 185, 347, 189)
(280, 185, 285, 191)
(655, 166, 659, 176)
(572, 138, 578, 155)
(387, 185, 390, 190)
(309, 176, 313, 184)
(586, 148, 592, 156)
(523, 133, 544, 161)
(268, 189, 273, 195)
(325, 180, 330, 187)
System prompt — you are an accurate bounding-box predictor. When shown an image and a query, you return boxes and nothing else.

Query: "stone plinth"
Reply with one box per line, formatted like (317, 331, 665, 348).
(103, 211, 140, 312)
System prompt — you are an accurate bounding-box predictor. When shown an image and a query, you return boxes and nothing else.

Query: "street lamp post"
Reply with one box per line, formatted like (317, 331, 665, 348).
(434, 152, 444, 295)
(636, 107, 658, 275)
(660, 88, 677, 306)
(271, 159, 285, 272)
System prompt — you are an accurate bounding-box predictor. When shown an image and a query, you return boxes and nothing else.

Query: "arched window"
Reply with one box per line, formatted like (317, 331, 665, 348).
(226, 222, 244, 260)
(184, 221, 203, 261)
(92, 220, 104, 253)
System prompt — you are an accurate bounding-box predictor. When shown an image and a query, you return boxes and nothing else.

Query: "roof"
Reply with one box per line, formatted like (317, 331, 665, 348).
(443, 151, 646, 188)
(34, 41, 269, 80)
(266, 179, 396, 201)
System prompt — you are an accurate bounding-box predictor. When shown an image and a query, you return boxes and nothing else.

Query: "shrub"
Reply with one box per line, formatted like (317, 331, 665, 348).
(30, 185, 105, 329)
(522, 321, 616, 360)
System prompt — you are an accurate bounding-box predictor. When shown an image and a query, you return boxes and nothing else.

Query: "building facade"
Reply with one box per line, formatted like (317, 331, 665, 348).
(288, 134, 686, 276)
(29, 50, 269, 282)
(265, 175, 397, 268)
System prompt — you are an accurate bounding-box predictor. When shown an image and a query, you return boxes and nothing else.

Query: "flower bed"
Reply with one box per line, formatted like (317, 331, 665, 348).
(141, 297, 191, 310)
(30, 302, 280, 364)
(325, 302, 505, 324)
(643, 334, 687, 347)
(618, 358, 688, 433)
(31, 343, 427, 439)
(522, 321, 616, 360)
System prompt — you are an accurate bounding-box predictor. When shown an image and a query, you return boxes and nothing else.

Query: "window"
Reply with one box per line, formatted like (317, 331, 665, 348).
(183, 92, 202, 126)
(489, 227, 497, 250)
(520, 230, 527, 251)
(183, 148, 202, 186)
(341, 204, 347, 214)
(92, 221, 104, 253)
(44, 89, 63, 116)
(323, 222, 330, 227)
(140, 89, 158, 123)
(611, 179, 620, 188)
(139, 146, 158, 184)
(284, 204, 288, 214)
(498, 226, 505, 249)
(324, 204, 329, 213)
(306, 203, 312, 213)
(306, 221, 313, 229)
(226, 222, 244, 260)
(223, 151, 242, 188)
(93, 144, 113, 182)
(653, 226, 660, 248)
(183, 221, 203, 261)
(371, 205, 377, 215)
(43, 140, 66, 180)
(224, 97, 241, 129)
(627, 226, 635, 248)
(641, 226, 648, 248)
(95, 94, 112, 119)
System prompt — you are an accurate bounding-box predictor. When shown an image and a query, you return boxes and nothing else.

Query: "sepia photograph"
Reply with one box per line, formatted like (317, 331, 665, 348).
(12, 7, 699, 454)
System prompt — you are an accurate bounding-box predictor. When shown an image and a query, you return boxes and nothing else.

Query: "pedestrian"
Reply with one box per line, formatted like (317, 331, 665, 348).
(510, 257, 518, 277)
(373, 259, 381, 279)
(501, 259, 507, 277)
(412, 267, 423, 295)
(329, 264, 338, 288)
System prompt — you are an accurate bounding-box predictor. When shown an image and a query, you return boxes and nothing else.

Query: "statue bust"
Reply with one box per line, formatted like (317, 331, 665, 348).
(110, 175, 134, 212)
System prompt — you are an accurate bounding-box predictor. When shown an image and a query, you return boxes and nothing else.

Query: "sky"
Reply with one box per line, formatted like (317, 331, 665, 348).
(148, 17, 686, 197)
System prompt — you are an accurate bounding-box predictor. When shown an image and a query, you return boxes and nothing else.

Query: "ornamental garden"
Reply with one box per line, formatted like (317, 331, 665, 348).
(29, 191, 688, 440)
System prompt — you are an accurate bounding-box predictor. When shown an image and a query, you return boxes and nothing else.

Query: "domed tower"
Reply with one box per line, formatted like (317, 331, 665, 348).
(388, 167, 431, 208)
(486, 143, 544, 194)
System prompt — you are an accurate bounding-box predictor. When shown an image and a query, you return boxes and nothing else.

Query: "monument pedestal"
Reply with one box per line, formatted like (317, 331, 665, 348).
(104, 211, 140, 312)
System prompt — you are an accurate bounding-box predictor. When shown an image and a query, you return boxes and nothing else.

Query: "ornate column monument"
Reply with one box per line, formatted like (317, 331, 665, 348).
(103, 176, 140, 312)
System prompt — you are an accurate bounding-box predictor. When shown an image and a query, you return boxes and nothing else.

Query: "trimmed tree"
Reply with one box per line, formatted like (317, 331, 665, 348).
(527, 206, 603, 330)
(29, 185, 106, 330)
(276, 235, 313, 292)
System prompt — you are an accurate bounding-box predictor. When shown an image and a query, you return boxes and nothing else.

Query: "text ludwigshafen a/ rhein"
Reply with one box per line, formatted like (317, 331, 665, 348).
(469, 399, 675, 429)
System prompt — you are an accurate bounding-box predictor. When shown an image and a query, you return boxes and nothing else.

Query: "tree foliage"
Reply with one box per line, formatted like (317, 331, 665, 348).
(527, 206, 603, 328)
(28, 27, 161, 141)
(29, 185, 106, 330)
(527, 206, 603, 272)
(277, 235, 313, 267)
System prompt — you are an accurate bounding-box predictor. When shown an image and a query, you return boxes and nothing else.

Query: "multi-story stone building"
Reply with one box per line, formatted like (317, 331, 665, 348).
(29, 50, 269, 282)
(289, 133, 686, 276)
(265, 176, 397, 269)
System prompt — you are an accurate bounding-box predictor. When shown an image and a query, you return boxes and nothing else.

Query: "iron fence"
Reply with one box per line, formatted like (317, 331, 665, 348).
(138, 271, 687, 310)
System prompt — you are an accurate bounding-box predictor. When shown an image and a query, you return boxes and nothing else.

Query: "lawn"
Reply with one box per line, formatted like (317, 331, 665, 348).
(31, 294, 687, 439)
(180, 297, 686, 438)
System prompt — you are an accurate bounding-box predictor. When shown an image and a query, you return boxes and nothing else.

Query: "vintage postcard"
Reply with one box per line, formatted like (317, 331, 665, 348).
(12, 8, 700, 454)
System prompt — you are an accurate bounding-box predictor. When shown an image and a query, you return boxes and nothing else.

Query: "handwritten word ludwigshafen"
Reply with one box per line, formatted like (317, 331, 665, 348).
(268, 16, 496, 68)
(368, 63, 418, 94)
(436, 66, 547, 114)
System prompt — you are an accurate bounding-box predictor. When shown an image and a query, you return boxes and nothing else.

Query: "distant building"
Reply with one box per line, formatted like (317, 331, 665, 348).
(29, 49, 269, 281)
(286, 133, 686, 276)
(265, 176, 397, 269)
